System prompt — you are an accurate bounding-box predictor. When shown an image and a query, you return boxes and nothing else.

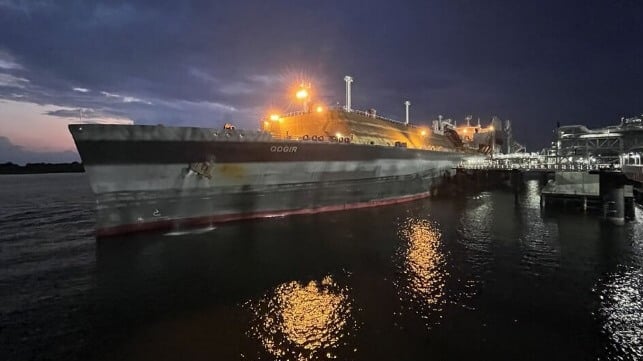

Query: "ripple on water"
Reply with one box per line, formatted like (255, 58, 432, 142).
(394, 217, 448, 328)
(597, 266, 643, 360)
(519, 216, 560, 274)
(458, 193, 493, 266)
(246, 275, 357, 360)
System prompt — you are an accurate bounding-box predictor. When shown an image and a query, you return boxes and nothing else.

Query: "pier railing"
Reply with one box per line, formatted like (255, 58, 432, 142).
(459, 154, 620, 172)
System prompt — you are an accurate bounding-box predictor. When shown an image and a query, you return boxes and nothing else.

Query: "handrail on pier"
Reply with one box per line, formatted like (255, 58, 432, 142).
(459, 153, 621, 172)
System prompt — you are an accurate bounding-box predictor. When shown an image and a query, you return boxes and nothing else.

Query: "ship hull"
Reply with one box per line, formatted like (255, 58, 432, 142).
(70, 124, 466, 236)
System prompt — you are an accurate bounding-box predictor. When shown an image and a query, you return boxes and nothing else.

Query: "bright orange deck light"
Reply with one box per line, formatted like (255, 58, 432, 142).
(315, 105, 324, 113)
(296, 88, 309, 100)
(420, 130, 427, 136)
(269, 114, 280, 121)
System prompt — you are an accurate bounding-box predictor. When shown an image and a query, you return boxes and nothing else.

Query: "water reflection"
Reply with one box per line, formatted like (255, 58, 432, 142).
(458, 193, 493, 263)
(524, 178, 543, 209)
(395, 217, 447, 327)
(597, 266, 643, 360)
(248, 275, 356, 360)
(519, 181, 560, 272)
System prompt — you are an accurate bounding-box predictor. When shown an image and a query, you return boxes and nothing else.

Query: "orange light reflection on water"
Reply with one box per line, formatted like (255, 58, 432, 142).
(395, 217, 447, 326)
(248, 275, 355, 360)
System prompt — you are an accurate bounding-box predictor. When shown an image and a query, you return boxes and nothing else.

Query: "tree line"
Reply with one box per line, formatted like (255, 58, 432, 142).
(0, 162, 85, 174)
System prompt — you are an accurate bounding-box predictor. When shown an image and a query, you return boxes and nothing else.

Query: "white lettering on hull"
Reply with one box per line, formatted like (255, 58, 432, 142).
(270, 145, 298, 153)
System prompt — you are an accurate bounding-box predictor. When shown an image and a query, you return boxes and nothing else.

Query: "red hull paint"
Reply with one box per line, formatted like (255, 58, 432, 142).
(96, 191, 432, 238)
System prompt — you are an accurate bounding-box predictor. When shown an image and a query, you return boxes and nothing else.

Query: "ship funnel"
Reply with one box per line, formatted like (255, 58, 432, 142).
(404, 100, 411, 125)
(344, 76, 353, 112)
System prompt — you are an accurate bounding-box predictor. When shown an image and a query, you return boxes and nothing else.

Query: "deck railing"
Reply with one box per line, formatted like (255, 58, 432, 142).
(279, 106, 410, 127)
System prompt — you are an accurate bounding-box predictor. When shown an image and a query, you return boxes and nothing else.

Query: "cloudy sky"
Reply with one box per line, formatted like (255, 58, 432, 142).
(1, 0, 642, 163)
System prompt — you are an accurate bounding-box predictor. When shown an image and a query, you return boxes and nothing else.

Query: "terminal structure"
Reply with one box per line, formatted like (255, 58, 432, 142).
(459, 114, 643, 224)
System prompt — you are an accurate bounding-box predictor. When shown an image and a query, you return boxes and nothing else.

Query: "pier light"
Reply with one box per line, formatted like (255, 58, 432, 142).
(335, 132, 342, 138)
(420, 130, 427, 136)
(269, 114, 280, 121)
(316, 105, 324, 113)
(489, 125, 494, 131)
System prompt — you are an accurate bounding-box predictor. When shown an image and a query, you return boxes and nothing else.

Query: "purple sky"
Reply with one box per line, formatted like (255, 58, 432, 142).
(1, 0, 642, 163)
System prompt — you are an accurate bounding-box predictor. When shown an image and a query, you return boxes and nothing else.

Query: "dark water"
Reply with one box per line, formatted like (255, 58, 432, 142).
(1, 174, 641, 361)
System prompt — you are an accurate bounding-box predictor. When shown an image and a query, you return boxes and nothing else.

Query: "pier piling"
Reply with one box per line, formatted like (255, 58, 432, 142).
(598, 171, 630, 225)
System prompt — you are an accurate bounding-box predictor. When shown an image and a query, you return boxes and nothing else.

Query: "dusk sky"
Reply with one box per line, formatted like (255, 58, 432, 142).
(1, 0, 642, 163)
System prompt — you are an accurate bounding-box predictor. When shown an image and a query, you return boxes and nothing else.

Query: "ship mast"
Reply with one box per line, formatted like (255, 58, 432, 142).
(344, 75, 353, 112)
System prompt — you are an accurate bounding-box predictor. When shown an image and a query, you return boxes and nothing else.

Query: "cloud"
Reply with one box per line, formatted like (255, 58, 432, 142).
(0, 49, 22, 70)
(220, 81, 255, 95)
(248, 74, 284, 86)
(72, 87, 89, 93)
(218, 74, 286, 95)
(127, 99, 240, 128)
(100, 90, 152, 104)
(45, 108, 86, 118)
(0, 135, 79, 164)
(122, 96, 149, 104)
(159, 99, 237, 113)
(188, 68, 218, 84)
(0, 0, 53, 15)
(0, 73, 29, 88)
(44, 107, 133, 124)
(90, 3, 138, 27)
(99, 90, 120, 98)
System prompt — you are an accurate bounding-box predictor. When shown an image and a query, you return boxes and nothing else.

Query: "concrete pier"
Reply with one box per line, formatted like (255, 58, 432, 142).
(455, 165, 638, 224)
(598, 171, 634, 225)
(510, 169, 523, 203)
(540, 172, 601, 211)
(539, 170, 635, 224)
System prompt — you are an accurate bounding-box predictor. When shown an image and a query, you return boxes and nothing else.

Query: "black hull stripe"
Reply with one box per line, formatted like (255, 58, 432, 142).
(75, 140, 465, 165)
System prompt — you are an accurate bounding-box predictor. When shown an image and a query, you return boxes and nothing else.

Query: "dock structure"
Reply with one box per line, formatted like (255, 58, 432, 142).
(458, 114, 643, 224)
(539, 171, 635, 224)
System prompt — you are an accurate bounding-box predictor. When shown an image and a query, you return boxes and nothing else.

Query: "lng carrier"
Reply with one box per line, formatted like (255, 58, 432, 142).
(70, 75, 494, 236)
